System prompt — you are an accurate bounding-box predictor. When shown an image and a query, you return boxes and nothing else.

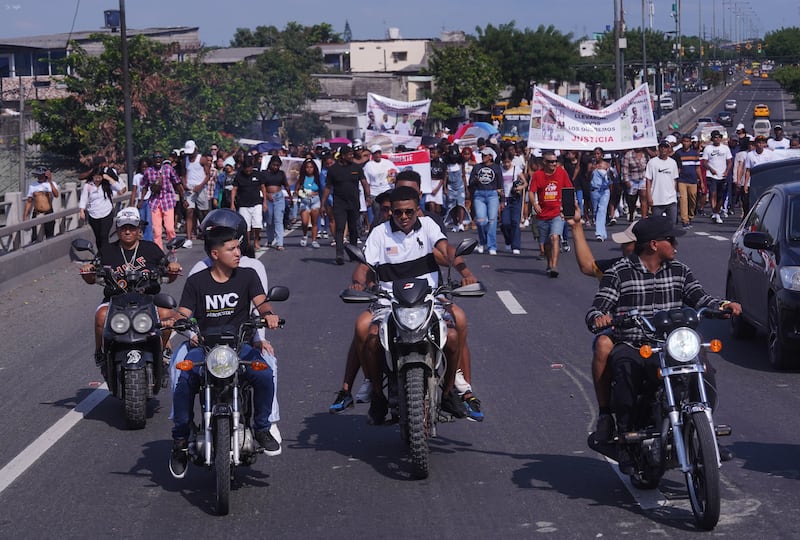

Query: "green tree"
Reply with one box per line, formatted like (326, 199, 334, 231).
(772, 65, 800, 107)
(231, 22, 341, 48)
(475, 22, 579, 103)
(764, 27, 800, 62)
(30, 34, 226, 162)
(427, 43, 501, 120)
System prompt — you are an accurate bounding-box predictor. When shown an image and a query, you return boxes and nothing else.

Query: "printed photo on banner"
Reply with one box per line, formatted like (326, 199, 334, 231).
(366, 93, 431, 149)
(385, 149, 432, 194)
(528, 84, 658, 151)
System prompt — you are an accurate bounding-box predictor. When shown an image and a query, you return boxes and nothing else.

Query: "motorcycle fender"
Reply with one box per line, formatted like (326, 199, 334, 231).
(212, 404, 233, 417)
(114, 349, 153, 370)
(379, 320, 389, 351)
(397, 353, 434, 372)
(437, 317, 447, 349)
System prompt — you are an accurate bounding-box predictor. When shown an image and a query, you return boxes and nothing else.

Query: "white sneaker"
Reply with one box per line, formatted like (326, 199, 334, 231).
(311, 240, 320, 249)
(300, 236, 308, 247)
(476, 245, 485, 254)
(182, 239, 193, 249)
(715, 214, 723, 224)
(454, 369, 472, 395)
(355, 379, 372, 403)
(452, 226, 459, 233)
(522, 218, 530, 228)
(489, 249, 497, 255)
(512, 249, 521, 255)
(458, 223, 465, 232)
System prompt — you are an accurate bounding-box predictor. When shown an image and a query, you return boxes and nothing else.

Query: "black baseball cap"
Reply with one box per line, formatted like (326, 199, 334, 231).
(633, 216, 686, 244)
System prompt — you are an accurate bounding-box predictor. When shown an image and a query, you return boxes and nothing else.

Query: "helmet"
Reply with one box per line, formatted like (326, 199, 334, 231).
(200, 209, 248, 253)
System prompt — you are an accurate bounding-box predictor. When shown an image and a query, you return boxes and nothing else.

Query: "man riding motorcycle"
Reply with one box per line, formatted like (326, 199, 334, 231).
(80, 207, 181, 376)
(585, 216, 741, 473)
(349, 186, 461, 425)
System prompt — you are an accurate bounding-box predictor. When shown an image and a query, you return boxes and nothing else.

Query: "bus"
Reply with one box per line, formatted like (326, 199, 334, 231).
(491, 100, 509, 124)
(500, 105, 531, 142)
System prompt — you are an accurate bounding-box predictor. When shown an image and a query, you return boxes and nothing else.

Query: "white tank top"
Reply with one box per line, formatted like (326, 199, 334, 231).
(185, 155, 205, 188)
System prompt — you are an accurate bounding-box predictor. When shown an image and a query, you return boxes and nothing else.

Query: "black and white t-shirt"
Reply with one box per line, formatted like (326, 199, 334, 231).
(180, 267, 265, 336)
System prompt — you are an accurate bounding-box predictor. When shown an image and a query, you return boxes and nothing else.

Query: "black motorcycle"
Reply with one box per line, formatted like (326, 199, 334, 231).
(340, 239, 484, 478)
(589, 306, 732, 530)
(71, 237, 183, 429)
(158, 286, 289, 516)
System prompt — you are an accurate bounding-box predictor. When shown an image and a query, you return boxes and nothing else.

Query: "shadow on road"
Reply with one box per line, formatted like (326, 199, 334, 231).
(729, 441, 800, 480)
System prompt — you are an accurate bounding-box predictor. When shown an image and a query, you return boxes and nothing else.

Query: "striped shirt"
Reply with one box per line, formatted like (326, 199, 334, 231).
(363, 215, 446, 292)
(586, 255, 721, 346)
(673, 147, 701, 184)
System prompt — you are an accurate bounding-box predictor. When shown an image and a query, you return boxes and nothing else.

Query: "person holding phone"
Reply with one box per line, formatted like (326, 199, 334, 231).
(499, 152, 527, 254)
(530, 150, 572, 277)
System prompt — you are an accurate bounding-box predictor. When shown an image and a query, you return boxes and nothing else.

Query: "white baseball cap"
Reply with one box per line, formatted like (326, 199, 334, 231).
(115, 207, 141, 228)
(370, 144, 382, 154)
(183, 140, 197, 154)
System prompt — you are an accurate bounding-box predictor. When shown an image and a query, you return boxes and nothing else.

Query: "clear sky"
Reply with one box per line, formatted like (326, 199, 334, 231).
(0, 0, 789, 47)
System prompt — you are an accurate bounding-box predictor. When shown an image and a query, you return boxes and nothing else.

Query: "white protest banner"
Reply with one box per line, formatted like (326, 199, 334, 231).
(385, 150, 432, 193)
(366, 93, 431, 149)
(528, 84, 658, 151)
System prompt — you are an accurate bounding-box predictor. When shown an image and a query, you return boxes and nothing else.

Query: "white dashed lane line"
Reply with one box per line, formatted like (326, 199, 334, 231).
(497, 290, 527, 314)
(694, 231, 729, 242)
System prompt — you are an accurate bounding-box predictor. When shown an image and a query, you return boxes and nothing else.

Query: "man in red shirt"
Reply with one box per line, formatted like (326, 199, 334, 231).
(531, 150, 573, 277)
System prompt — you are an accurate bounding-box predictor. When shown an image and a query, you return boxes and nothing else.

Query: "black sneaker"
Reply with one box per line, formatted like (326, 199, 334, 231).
(440, 390, 467, 419)
(368, 393, 388, 425)
(329, 390, 354, 414)
(463, 395, 484, 422)
(169, 438, 188, 479)
(595, 414, 616, 443)
(335, 257, 345, 266)
(255, 429, 281, 456)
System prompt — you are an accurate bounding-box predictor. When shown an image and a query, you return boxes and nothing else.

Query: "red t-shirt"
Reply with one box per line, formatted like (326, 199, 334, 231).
(533, 167, 573, 220)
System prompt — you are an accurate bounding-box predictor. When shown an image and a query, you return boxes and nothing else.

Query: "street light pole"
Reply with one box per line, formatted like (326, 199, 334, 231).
(119, 0, 134, 189)
(642, 0, 647, 88)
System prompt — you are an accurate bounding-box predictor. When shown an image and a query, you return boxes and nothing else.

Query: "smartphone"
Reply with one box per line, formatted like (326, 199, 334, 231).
(562, 187, 576, 218)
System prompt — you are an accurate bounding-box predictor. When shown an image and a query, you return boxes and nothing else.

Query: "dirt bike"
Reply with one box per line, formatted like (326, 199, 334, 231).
(157, 286, 289, 515)
(340, 239, 484, 478)
(71, 237, 183, 429)
(589, 306, 732, 530)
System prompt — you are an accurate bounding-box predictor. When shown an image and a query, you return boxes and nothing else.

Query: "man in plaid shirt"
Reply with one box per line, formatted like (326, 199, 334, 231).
(585, 216, 741, 461)
(142, 152, 184, 250)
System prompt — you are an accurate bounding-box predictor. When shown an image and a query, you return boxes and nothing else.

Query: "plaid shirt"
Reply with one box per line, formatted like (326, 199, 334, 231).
(586, 255, 722, 346)
(142, 163, 180, 212)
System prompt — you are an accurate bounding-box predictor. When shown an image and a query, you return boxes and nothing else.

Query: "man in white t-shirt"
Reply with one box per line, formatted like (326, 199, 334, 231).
(743, 135, 776, 214)
(701, 130, 733, 223)
(363, 144, 395, 224)
(395, 113, 412, 136)
(645, 140, 679, 226)
(767, 125, 790, 150)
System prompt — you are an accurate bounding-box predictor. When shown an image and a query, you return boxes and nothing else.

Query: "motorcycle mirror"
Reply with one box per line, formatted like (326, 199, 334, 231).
(154, 293, 178, 310)
(344, 243, 366, 264)
(71, 238, 95, 252)
(266, 285, 290, 302)
(166, 236, 187, 250)
(454, 238, 478, 258)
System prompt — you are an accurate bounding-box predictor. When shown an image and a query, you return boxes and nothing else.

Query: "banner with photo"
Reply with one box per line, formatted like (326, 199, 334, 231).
(365, 93, 431, 149)
(528, 84, 658, 151)
(385, 149, 433, 194)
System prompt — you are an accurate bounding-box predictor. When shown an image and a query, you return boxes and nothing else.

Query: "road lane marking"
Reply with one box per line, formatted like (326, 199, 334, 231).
(0, 384, 109, 495)
(607, 458, 670, 509)
(496, 290, 527, 314)
(710, 235, 729, 241)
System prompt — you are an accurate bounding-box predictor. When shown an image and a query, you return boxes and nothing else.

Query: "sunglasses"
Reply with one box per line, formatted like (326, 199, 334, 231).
(392, 208, 417, 218)
(544, 159, 558, 164)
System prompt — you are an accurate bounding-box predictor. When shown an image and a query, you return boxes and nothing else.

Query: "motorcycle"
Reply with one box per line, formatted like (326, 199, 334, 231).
(589, 306, 732, 530)
(340, 239, 485, 478)
(157, 286, 289, 516)
(71, 237, 183, 429)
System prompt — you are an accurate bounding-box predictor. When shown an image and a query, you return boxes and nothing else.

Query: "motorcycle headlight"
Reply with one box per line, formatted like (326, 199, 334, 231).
(132, 312, 153, 333)
(666, 327, 701, 363)
(206, 345, 239, 379)
(779, 266, 800, 291)
(110, 313, 131, 334)
(394, 304, 431, 331)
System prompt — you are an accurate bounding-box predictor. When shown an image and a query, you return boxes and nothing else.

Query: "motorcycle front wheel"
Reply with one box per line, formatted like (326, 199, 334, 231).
(214, 416, 231, 515)
(404, 364, 429, 479)
(684, 411, 721, 530)
(123, 369, 147, 430)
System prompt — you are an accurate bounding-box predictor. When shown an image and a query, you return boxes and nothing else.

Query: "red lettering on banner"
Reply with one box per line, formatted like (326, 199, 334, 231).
(570, 135, 616, 144)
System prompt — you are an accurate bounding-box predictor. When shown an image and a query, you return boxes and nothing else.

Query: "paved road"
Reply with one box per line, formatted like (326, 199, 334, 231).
(1, 91, 799, 538)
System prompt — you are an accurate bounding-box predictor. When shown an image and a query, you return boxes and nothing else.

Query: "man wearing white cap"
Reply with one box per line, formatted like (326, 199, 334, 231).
(363, 144, 395, 224)
(768, 125, 790, 150)
(182, 139, 211, 249)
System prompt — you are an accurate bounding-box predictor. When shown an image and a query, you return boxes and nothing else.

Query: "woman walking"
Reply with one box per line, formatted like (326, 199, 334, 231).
(79, 166, 126, 249)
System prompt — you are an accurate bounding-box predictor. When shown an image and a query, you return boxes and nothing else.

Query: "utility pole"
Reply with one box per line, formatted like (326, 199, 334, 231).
(642, 0, 647, 87)
(120, 0, 134, 189)
(18, 76, 25, 192)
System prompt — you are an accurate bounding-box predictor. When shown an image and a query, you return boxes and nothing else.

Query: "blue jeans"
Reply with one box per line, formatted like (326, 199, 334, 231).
(472, 190, 499, 250)
(172, 344, 275, 439)
(591, 188, 611, 240)
(265, 191, 285, 247)
(138, 203, 154, 242)
(500, 196, 522, 249)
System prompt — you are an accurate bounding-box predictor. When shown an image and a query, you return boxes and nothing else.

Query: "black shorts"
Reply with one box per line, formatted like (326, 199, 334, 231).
(707, 177, 726, 194)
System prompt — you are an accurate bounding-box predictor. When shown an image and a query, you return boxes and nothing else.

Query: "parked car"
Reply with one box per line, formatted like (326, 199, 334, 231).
(716, 111, 733, 127)
(753, 119, 772, 138)
(754, 104, 770, 118)
(727, 180, 800, 369)
(725, 99, 738, 112)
